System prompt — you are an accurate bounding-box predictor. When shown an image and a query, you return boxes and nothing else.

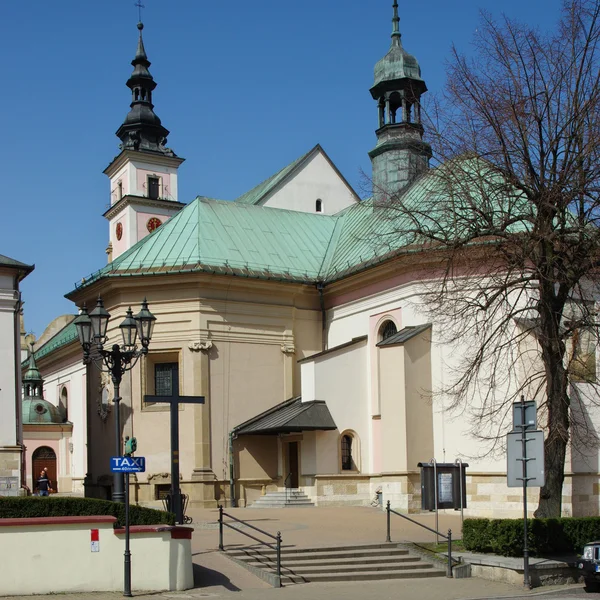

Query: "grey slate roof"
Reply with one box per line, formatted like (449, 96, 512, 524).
(0, 254, 34, 278)
(377, 323, 432, 347)
(234, 397, 337, 436)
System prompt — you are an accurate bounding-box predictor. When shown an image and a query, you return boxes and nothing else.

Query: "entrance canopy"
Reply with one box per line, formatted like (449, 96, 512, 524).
(234, 397, 337, 436)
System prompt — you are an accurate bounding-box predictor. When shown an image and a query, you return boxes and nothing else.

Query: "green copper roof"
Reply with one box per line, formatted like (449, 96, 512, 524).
(373, 3, 422, 87)
(25, 320, 78, 365)
(235, 146, 320, 205)
(69, 156, 523, 297)
(23, 350, 42, 383)
(374, 42, 422, 86)
(22, 399, 63, 425)
(72, 197, 339, 290)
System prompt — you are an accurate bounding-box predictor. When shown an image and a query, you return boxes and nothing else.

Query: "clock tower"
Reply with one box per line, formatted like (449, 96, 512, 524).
(104, 21, 185, 261)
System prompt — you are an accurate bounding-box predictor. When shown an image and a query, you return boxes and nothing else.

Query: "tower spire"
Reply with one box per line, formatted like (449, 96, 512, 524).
(369, 4, 431, 197)
(115, 21, 176, 156)
(391, 1, 401, 46)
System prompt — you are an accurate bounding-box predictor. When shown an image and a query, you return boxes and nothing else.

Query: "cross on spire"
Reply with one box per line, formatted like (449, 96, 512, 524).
(135, 0, 145, 23)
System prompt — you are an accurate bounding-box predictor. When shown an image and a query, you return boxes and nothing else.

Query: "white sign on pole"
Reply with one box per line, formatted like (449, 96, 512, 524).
(506, 430, 545, 488)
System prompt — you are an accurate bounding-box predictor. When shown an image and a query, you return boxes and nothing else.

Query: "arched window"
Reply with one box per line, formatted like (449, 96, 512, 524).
(340, 431, 359, 472)
(59, 386, 68, 422)
(315, 199, 323, 213)
(379, 320, 397, 342)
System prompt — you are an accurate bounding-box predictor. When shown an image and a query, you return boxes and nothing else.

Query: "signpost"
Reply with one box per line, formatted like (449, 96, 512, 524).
(111, 442, 145, 598)
(143, 394, 204, 524)
(506, 396, 545, 589)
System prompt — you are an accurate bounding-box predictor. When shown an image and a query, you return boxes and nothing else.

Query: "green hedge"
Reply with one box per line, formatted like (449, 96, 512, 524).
(0, 497, 175, 527)
(463, 517, 600, 557)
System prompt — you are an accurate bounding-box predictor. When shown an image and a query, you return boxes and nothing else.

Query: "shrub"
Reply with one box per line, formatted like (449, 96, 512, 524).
(0, 497, 175, 527)
(463, 516, 600, 557)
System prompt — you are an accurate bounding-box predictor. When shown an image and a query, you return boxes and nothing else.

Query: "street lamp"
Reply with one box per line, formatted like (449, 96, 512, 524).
(74, 296, 156, 503)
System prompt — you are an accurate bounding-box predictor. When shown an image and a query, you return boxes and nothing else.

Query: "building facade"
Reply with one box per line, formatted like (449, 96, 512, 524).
(27, 3, 600, 518)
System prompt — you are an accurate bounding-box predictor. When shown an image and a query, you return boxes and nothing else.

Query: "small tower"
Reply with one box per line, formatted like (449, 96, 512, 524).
(22, 348, 63, 424)
(369, 2, 431, 200)
(104, 21, 185, 260)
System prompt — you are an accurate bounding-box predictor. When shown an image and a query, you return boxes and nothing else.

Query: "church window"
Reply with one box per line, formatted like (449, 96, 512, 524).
(379, 320, 398, 342)
(340, 431, 359, 472)
(147, 176, 160, 200)
(155, 363, 179, 397)
(316, 199, 323, 213)
(569, 328, 597, 383)
(142, 351, 181, 411)
(60, 386, 68, 422)
(117, 180, 123, 200)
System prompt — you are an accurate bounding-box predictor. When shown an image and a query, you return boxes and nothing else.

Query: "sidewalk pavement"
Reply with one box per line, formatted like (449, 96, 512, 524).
(0, 506, 587, 600)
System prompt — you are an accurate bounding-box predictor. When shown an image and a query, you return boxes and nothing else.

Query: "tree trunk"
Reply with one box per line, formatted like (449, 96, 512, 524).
(534, 327, 570, 518)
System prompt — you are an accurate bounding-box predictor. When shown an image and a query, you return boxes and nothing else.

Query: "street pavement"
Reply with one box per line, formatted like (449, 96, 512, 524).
(0, 506, 593, 600)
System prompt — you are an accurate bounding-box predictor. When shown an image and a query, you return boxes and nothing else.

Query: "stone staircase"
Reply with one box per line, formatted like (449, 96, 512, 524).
(249, 488, 314, 508)
(225, 543, 446, 585)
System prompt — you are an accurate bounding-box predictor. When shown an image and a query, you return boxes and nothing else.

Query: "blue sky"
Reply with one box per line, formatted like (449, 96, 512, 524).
(1, 0, 563, 338)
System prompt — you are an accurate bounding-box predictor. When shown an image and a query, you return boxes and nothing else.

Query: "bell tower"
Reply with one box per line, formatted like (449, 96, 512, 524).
(369, 2, 431, 201)
(104, 21, 185, 261)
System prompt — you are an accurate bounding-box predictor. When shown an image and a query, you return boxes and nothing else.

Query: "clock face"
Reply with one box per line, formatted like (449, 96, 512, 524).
(147, 217, 163, 233)
(116, 222, 123, 241)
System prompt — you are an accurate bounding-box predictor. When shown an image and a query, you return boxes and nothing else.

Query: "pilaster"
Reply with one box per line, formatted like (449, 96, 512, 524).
(189, 341, 215, 485)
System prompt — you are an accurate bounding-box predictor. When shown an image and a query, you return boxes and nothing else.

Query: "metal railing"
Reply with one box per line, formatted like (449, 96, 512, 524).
(385, 501, 454, 578)
(218, 506, 282, 586)
(284, 472, 292, 504)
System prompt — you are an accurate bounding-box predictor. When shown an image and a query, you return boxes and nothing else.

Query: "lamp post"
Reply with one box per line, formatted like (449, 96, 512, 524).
(74, 297, 156, 503)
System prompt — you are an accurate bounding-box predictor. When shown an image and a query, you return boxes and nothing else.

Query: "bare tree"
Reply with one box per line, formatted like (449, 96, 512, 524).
(377, 0, 600, 517)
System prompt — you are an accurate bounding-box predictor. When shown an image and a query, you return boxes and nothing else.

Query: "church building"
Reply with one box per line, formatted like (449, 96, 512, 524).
(27, 2, 600, 518)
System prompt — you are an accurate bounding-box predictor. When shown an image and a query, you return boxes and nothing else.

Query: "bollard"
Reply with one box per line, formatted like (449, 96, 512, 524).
(276, 531, 282, 586)
(218, 505, 224, 551)
(447, 529, 453, 578)
(386, 500, 391, 543)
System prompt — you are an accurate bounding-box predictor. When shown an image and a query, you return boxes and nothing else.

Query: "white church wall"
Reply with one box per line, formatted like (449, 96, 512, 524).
(312, 341, 369, 473)
(326, 278, 524, 480)
(0, 294, 18, 448)
(37, 356, 87, 494)
(262, 151, 357, 215)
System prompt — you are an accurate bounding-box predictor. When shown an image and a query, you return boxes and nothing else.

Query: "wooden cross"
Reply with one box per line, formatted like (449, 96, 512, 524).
(144, 392, 204, 524)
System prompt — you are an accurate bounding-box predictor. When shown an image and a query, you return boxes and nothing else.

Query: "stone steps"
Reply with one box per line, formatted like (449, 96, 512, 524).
(249, 488, 314, 508)
(224, 543, 446, 585)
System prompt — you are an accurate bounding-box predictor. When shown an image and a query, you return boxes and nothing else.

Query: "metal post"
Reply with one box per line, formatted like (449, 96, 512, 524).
(170, 400, 183, 524)
(456, 458, 464, 524)
(276, 531, 282, 586)
(123, 472, 132, 596)
(447, 529, 453, 578)
(386, 500, 391, 543)
(113, 381, 124, 503)
(521, 396, 530, 588)
(431, 458, 438, 545)
(218, 505, 224, 551)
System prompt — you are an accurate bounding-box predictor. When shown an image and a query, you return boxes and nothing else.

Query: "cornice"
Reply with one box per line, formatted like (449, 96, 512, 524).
(104, 149, 185, 176)
(103, 195, 186, 220)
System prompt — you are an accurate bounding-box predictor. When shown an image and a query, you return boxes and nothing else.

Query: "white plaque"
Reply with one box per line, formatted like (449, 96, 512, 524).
(438, 472, 453, 504)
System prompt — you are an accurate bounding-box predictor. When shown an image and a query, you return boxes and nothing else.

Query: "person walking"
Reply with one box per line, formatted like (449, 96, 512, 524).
(36, 469, 52, 497)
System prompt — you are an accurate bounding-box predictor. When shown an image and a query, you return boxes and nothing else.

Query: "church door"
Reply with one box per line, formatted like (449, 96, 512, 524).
(287, 442, 299, 489)
(32, 447, 57, 494)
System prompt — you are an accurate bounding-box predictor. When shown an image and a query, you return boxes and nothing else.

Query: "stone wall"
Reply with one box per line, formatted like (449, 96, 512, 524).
(0, 447, 22, 496)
